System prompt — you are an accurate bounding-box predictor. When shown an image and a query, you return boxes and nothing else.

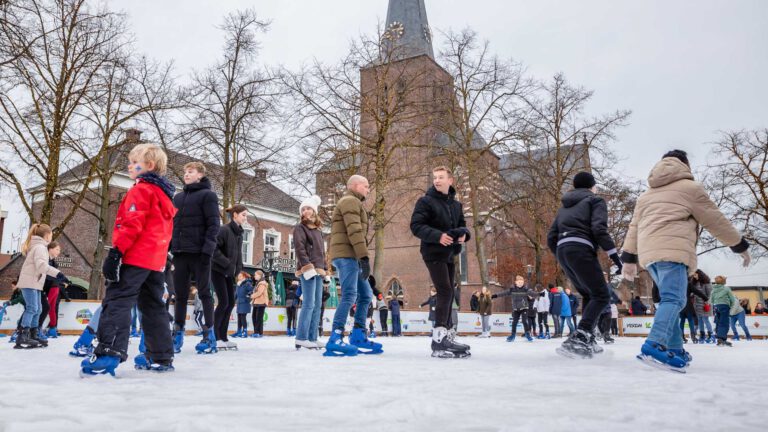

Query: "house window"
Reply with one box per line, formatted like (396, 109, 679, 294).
(242, 225, 254, 265)
(264, 228, 281, 254)
(459, 243, 468, 284)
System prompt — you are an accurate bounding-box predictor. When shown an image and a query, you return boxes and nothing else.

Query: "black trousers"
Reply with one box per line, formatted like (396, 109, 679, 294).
(598, 311, 612, 335)
(252, 305, 265, 335)
(512, 309, 531, 335)
(528, 314, 537, 334)
(379, 309, 389, 333)
(212, 270, 235, 341)
(319, 306, 326, 334)
(610, 318, 619, 335)
(538, 312, 549, 334)
(556, 243, 610, 333)
(425, 261, 456, 329)
(96, 265, 173, 362)
(172, 253, 214, 330)
(286, 306, 297, 330)
(38, 290, 50, 328)
(237, 313, 248, 332)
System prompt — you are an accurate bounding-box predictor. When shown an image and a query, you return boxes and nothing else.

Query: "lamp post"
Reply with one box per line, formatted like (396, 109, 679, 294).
(526, 264, 533, 285)
(263, 249, 279, 304)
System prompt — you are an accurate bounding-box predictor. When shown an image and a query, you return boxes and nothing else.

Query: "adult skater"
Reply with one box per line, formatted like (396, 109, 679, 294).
(547, 171, 623, 358)
(80, 143, 176, 375)
(410, 166, 471, 358)
(621, 150, 750, 372)
(293, 195, 327, 350)
(211, 204, 246, 351)
(170, 161, 220, 354)
(326, 175, 382, 356)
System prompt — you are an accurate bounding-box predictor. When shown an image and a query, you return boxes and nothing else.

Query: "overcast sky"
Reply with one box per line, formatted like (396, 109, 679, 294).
(2, 0, 766, 284)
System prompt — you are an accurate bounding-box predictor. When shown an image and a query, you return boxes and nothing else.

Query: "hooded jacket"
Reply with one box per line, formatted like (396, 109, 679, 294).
(410, 186, 470, 263)
(113, 175, 177, 271)
(17, 237, 61, 291)
(171, 177, 220, 256)
(535, 291, 551, 313)
(547, 189, 617, 255)
(621, 158, 748, 275)
(560, 290, 573, 317)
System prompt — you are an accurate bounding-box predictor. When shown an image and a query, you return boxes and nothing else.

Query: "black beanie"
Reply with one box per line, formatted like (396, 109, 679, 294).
(573, 172, 596, 189)
(663, 149, 690, 167)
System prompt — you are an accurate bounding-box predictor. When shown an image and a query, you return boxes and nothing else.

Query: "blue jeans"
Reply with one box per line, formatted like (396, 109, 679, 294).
(296, 275, 323, 342)
(714, 304, 730, 339)
(392, 313, 401, 336)
(331, 258, 372, 332)
(20, 288, 41, 328)
(560, 315, 575, 334)
(697, 315, 713, 337)
(729, 311, 751, 338)
(646, 262, 688, 350)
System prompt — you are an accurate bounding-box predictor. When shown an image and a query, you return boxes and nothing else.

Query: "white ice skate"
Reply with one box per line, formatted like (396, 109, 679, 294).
(295, 339, 320, 350)
(216, 340, 238, 351)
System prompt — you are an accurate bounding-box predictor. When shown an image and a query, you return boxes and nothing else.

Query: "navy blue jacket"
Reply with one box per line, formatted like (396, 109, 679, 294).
(549, 290, 564, 315)
(171, 177, 220, 256)
(236, 279, 253, 314)
(389, 299, 401, 315)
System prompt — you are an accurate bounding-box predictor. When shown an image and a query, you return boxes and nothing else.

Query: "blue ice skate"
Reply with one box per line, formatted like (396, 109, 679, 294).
(230, 329, 243, 338)
(194, 329, 217, 354)
(172, 325, 184, 354)
(525, 332, 534, 342)
(138, 331, 145, 353)
(134, 353, 175, 372)
(9, 330, 18, 343)
(506, 335, 515, 342)
(636, 341, 686, 373)
(130, 328, 140, 338)
(69, 327, 96, 357)
(733, 335, 740, 341)
(350, 327, 383, 355)
(80, 355, 120, 378)
(323, 330, 358, 357)
(669, 348, 692, 365)
(47, 327, 58, 338)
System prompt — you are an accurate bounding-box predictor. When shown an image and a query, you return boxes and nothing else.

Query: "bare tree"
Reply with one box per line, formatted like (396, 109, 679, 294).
(0, 0, 128, 236)
(181, 9, 285, 213)
(436, 28, 530, 286)
(701, 129, 768, 258)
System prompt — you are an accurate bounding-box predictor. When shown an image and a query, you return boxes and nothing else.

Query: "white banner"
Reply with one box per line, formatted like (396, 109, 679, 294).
(621, 315, 768, 336)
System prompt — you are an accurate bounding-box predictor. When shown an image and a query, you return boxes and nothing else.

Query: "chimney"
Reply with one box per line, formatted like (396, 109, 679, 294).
(254, 169, 267, 181)
(125, 128, 142, 143)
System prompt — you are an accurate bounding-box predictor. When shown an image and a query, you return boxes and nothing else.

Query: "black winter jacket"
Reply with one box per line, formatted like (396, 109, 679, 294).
(171, 177, 220, 256)
(212, 221, 244, 277)
(420, 295, 437, 321)
(547, 189, 617, 255)
(410, 186, 470, 263)
(493, 285, 532, 311)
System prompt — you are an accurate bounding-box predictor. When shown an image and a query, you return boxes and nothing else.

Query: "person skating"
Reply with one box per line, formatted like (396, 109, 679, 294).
(170, 161, 220, 354)
(680, 277, 708, 343)
(549, 285, 563, 338)
(420, 288, 437, 328)
(710, 276, 736, 347)
(410, 167, 471, 358)
(534, 285, 551, 339)
(80, 143, 177, 376)
(325, 175, 381, 356)
(293, 195, 327, 350)
(233, 272, 253, 338)
(389, 296, 402, 337)
(376, 294, 389, 337)
(318, 278, 331, 336)
(526, 289, 538, 338)
(622, 150, 750, 372)
(250, 280, 269, 338)
(477, 286, 493, 338)
(547, 171, 624, 359)
(558, 287, 576, 337)
(211, 204, 246, 352)
(39, 241, 71, 340)
(492, 276, 534, 342)
(15, 224, 70, 350)
(285, 280, 300, 336)
(729, 296, 752, 341)
(565, 288, 580, 331)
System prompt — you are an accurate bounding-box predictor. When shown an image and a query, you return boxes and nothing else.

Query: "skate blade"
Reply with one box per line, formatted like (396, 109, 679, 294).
(636, 354, 687, 374)
(431, 350, 471, 359)
(295, 345, 321, 351)
(356, 348, 383, 355)
(323, 349, 358, 357)
(555, 346, 592, 359)
(79, 369, 117, 379)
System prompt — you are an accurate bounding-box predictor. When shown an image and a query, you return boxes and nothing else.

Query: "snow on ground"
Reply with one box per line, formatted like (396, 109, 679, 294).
(0, 335, 764, 432)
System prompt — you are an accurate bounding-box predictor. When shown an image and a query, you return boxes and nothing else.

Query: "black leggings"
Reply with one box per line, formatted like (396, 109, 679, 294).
(237, 313, 248, 332)
(424, 261, 456, 329)
(610, 318, 619, 335)
(556, 243, 610, 333)
(212, 271, 235, 341)
(173, 253, 214, 330)
(538, 312, 549, 334)
(512, 309, 531, 335)
(286, 306, 297, 330)
(38, 290, 50, 328)
(252, 305, 265, 335)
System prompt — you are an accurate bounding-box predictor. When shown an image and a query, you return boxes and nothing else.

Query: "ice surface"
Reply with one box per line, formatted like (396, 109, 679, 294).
(0, 335, 764, 431)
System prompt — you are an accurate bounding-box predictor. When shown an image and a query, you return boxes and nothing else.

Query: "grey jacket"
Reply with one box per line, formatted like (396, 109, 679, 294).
(693, 282, 713, 316)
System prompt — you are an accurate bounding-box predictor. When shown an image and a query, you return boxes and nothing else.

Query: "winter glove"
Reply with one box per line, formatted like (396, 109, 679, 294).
(609, 253, 623, 275)
(491, 294, 498, 299)
(61, 275, 72, 286)
(102, 247, 123, 282)
(359, 257, 371, 280)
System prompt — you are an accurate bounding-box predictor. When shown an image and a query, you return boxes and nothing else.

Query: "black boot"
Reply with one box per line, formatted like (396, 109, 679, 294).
(431, 327, 470, 358)
(14, 328, 41, 349)
(30, 327, 48, 347)
(556, 329, 594, 359)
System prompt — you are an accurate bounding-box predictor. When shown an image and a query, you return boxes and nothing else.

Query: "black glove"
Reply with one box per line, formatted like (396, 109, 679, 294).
(359, 257, 371, 280)
(102, 247, 123, 282)
(609, 253, 623, 275)
(491, 294, 498, 299)
(61, 275, 72, 286)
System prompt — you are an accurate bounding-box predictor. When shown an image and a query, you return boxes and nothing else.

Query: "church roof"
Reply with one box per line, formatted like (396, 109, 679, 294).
(383, 0, 435, 61)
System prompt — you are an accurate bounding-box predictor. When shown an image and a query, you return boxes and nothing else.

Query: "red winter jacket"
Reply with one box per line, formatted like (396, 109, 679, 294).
(113, 180, 177, 271)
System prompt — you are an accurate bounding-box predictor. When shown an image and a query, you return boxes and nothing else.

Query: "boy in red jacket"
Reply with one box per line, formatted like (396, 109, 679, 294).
(81, 143, 178, 377)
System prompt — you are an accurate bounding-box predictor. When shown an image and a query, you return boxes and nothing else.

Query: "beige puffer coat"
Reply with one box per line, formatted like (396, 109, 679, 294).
(17, 236, 61, 291)
(621, 157, 747, 275)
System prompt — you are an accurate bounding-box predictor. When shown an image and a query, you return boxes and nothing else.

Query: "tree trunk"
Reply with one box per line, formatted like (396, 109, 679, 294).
(88, 154, 113, 299)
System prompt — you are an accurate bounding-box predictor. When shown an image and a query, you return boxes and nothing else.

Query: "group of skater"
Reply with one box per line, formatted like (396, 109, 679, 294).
(3, 142, 755, 375)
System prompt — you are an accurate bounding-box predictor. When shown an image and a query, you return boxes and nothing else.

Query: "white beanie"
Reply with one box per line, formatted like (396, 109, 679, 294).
(299, 195, 322, 215)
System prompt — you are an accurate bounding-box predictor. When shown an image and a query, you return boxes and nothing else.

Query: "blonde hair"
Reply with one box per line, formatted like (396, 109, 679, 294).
(129, 143, 168, 175)
(183, 161, 206, 175)
(432, 166, 454, 178)
(22, 223, 52, 255)
(714, 275, 727, 285)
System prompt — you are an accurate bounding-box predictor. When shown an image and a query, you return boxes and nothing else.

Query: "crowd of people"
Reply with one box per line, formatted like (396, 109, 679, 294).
(0, 144, 760, 376)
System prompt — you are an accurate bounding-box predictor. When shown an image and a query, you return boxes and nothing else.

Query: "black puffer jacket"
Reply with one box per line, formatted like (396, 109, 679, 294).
(171, 177, 220, 256)
(410, 186, 471, 263)
(212, 221, 244, 277)
(547, 189, 617, 255)
(493, 285, 533, 311)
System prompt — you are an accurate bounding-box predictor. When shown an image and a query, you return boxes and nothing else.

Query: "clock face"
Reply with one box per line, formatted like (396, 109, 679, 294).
(384, 21, 405, 40)
(423, 25, 432, 43)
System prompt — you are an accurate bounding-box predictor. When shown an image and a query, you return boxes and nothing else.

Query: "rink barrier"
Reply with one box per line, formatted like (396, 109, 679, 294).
(1, 300, 767, 338)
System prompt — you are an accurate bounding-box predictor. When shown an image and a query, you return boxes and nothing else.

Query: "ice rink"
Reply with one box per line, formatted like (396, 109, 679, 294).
(0, 334, 764, 431)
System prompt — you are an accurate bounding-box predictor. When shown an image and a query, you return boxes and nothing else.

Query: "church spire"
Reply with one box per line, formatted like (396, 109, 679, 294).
(383, 0, 434, 60)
